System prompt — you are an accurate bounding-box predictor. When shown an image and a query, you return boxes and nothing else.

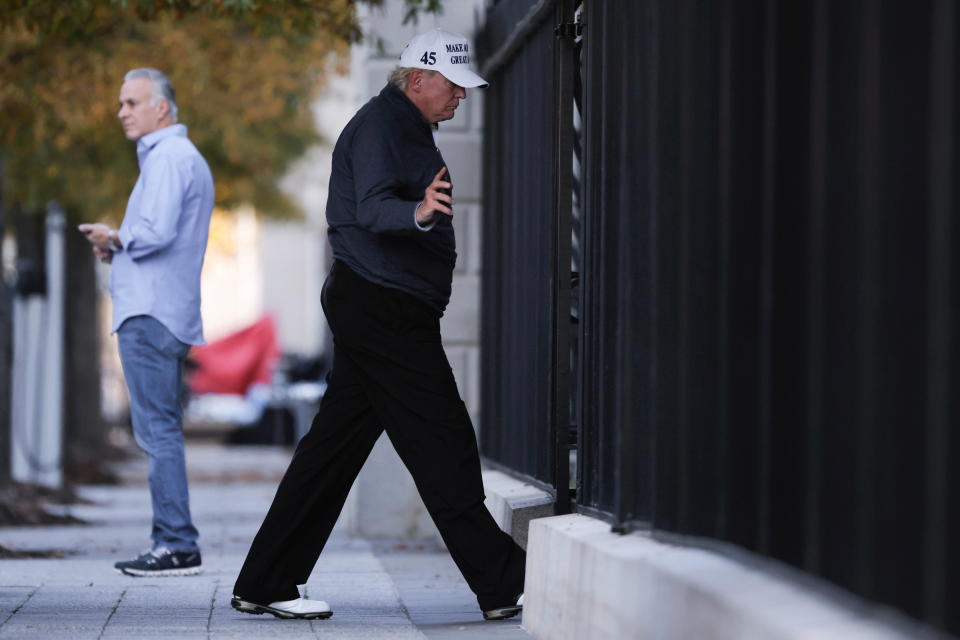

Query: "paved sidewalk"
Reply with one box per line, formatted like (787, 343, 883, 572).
(0, 444, 532, 639)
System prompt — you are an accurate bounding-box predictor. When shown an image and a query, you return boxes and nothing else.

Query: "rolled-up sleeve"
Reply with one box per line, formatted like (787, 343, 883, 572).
(119, 154, 187, 259)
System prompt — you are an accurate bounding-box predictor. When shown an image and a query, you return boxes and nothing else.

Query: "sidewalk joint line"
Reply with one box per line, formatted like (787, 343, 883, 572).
(98, 586, 127, 640)
(207, 579, 219, 639)
(373, 552, 424, 638)
(0, 585, 39, 629)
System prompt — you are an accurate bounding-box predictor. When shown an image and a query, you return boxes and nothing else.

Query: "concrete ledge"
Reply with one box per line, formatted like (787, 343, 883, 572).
(524, 514, 925, 640)
(481, 470, 554, 550)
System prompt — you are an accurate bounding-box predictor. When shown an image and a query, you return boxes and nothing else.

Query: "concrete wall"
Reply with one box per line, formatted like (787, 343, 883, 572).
(478, 472, 938, 640)
(481, 470, 554, 551)
(521, 515, 938, 640)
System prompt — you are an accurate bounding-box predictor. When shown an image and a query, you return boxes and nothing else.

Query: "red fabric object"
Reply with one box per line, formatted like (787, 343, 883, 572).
(188, 315, 280, 395)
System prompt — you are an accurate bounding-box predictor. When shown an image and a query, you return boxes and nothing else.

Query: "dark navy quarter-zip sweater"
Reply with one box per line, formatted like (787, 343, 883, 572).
(326, 83, 456, 314)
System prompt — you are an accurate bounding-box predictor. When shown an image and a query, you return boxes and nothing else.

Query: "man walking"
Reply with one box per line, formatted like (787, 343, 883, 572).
(80, 67, 214, 576)
(231, 29, 526, 621)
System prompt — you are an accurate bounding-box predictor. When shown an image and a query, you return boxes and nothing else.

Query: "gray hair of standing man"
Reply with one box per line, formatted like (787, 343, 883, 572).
(124, 67, 179, 123)
(388, 66, 436, 91)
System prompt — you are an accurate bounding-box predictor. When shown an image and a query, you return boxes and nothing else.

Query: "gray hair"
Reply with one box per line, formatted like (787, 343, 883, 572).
(124, 68, 179, 123)
(389, 66, 437, 91)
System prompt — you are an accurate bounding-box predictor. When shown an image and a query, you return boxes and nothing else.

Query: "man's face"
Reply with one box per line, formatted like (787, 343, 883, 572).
(117, 77, 168, 141)
(415, 71, 467, 124)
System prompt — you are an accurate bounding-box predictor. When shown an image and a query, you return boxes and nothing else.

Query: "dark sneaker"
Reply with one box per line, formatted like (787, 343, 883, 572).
(231, 595, 333, 620)
(114, 547, 202, 577)
(483, 593, 523, 620)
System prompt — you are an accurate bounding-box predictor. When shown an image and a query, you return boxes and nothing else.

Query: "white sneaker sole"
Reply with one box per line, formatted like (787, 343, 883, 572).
(231, 597, 333, 620)
(482, 604, 523, 620)
(115, 565, 203, 577)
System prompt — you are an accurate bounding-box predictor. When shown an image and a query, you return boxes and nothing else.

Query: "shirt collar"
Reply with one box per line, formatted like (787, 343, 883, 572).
(136, 123, 188, 167)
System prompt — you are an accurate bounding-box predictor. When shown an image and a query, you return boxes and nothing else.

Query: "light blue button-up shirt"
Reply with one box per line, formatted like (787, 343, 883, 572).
(110, 123, 214, 345)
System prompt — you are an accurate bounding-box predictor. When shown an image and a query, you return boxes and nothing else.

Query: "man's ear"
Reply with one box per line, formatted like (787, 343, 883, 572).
(409, 69, 424, 92)
(156, 99, 170, 120)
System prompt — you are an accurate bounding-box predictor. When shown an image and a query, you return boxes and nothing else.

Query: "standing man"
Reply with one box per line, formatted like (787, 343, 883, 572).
(231, 29, 525, 621)
(80, 67, 214, 576)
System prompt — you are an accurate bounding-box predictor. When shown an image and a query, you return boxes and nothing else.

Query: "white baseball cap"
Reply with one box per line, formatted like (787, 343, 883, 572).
(399, 29, 489, 89)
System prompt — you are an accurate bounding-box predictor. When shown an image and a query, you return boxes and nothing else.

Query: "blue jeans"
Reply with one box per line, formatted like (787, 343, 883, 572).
(117, 315, 199, 553)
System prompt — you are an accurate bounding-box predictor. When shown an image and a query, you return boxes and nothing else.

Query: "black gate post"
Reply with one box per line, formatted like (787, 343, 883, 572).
(551, 0, 578, 516)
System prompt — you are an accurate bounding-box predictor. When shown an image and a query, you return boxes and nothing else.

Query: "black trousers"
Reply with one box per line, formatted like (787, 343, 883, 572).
(233, 261, 526, 610)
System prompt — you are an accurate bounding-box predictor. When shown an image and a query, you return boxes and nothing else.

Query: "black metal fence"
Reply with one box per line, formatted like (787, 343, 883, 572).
(478, 0, 571, 510)
(478, 0, 958, 635)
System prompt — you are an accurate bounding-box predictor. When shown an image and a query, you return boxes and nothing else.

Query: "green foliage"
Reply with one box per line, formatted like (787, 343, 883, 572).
(399, 0, 445, 25)
(0, 0, 367, 42)
(0, 0, 440, 221)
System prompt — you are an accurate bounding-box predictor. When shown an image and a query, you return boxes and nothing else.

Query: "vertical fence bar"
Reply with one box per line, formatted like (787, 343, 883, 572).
(721, 0, 765, 555)
(756, 0, 777, 556)
(815, 0, 860, 595)
(551, 0, 576, 515)
(714, 0, 734, 541)
(769, 0, 813, 569)
(568, 0, 584, 513)
(873, 2, 933, 619)
(675, 0, 695, 534)
(612, 0, 649, 531)
(854, 0, 881, 599)
(651, 0, 681, 535)
(923, 0, 954, 625)
(478, 0, 566, 497)
(574, 0, 601, 520)
(803, 0, 829, 575)
(681, 0, 724, 539)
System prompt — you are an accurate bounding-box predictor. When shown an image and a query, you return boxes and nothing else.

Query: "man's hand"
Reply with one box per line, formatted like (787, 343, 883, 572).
(78, 223, 115, 249)
(79, 223, 120, 263)
(416, 167, 454, 226)
(93, 245, 113, 264)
